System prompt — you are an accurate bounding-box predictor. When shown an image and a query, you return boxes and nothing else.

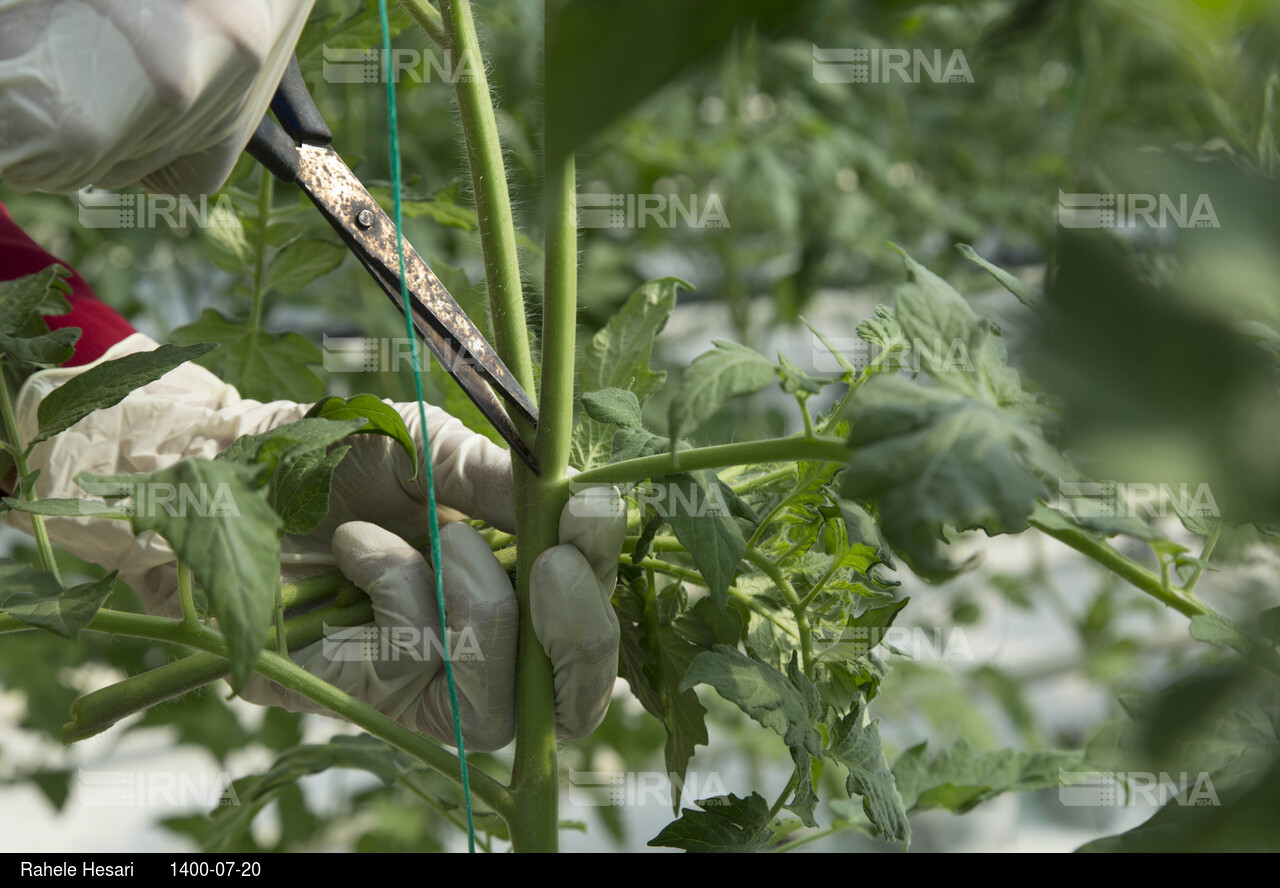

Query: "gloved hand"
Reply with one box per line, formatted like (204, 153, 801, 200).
(0, 0, 314, 196)
(5, 332, 627, 750)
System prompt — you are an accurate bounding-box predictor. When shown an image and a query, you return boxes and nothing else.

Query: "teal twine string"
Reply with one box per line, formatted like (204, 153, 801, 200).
(377, 0, 477, 853)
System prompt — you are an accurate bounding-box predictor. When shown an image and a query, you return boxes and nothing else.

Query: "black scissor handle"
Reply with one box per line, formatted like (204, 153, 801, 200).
(246, 55, 333, 184)
(270, 55, 332, 147)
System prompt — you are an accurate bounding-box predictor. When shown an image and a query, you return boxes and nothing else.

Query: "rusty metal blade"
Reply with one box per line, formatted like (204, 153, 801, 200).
(291, 144, 539, 468)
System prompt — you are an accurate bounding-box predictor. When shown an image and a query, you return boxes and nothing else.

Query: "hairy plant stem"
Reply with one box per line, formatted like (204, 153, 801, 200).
(768, 771, 800, 820)
(0, 608, 513, 815)
(439, 0, 567, 851)
(1180, 522, 1221, 597)
(0, 369, 59, 581)
(397, 0, 447, 46)
(572, 435, 850, 486)
(1029, 512, 1280, 678)
(177, 562, 199, 634)
(503, 131, 579, 857)
(60, 599, 373, 744)
(249, 168, 273, 335)
(439, 0, 533, 393)
(746, 549, 813, 674)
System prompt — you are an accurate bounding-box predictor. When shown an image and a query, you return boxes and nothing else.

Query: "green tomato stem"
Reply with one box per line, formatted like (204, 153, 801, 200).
(0, 608, 514, 816)
(746, 549, 813, 674)
(397, 0, 447, 46)
(571, 435, 850, 486)
(0, 368, 60, 582)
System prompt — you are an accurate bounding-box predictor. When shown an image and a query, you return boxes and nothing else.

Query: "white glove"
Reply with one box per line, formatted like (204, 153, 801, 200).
(6, 333, 627, 749)
(0, 0, 314, 196)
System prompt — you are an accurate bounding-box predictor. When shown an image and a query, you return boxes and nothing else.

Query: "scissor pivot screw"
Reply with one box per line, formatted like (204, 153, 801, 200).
(356, 209, 375, 229)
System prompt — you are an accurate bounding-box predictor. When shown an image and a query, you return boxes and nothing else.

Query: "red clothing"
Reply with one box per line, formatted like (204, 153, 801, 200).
(0, 201, 137, 365)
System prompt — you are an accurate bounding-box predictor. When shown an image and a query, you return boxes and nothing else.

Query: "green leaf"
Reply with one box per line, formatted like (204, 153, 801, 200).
(368, 180, 476, 231)
(33, 343, 218, 445)
(826, 700, 910, 843)
(892, 740, 1081, 814)
(271, 446, 350, 536)
(803, 316, 858, 376)
(568, 413, 615, 470)
(263, 238, 346, 294)
(28, 770, 72, 812)
(838, 499, 896, 574)
(202, 212, 253, 273)
(842, 375, 1063, 580)
(78, 459, 281, 692)
(610, 426, 670, 464)
(682, 645, 822, 757)
(217, 417, 366, 478)
(0, 565, 117, 640)
(662, 470, 747, 611)
(580, 387, 643, 429)
(1189, 613, 1253, 656)
(546, 0, 815, 156)
(814, 597, 910, 664)
(137, 687, 253, 764)
(581, 277, 686, 403)
(615, 585, 743, 805)
(1033, 500, 1168, 543)
(171, 309, 324, 402)
(891, 244, 1026, 406)
(776, 353, 826, 397)
(207, 735, 407, 851)
(0, 265, 72, 333)
(1259, 606, 1280, 647)
(788, 748, 820, 828)
(668, 341, 777, 446)
(856, 305, 908, 361)
(1077, 762, 1280, 852)
(956, 243, 1041, 312)
(218, 417, 366, 535)
(305, 395, 417, 479)
(647, 792, 774, 853)
(0, 327, 79, 367)
(1079, 685, 1280, 852)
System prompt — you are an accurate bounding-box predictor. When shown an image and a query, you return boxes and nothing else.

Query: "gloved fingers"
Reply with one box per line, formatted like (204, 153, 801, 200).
(560, 485, 629, 593)
(320, 401, 516, 539)
(530, 544, 620, 741)
(331, 521, 443, 684)
(410, 523, 519, 752)
(395, 402, 518, 534)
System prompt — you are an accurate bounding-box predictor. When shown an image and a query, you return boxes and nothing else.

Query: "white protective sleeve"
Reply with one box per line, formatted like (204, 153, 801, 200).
(0, 0, 314, 196)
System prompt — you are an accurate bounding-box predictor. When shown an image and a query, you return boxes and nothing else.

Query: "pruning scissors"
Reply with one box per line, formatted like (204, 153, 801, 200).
(245, 56, 539, 472)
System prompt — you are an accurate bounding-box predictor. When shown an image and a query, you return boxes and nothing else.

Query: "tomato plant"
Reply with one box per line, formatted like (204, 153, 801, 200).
(2, 0, 1280, 854)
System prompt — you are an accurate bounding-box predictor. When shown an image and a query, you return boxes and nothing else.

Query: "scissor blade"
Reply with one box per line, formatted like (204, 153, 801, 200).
(348, 249, 538, 472)
(290, 144, 540, 461)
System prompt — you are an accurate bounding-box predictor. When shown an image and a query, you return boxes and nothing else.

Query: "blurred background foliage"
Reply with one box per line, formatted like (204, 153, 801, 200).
(2, 0, 1280, 852)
